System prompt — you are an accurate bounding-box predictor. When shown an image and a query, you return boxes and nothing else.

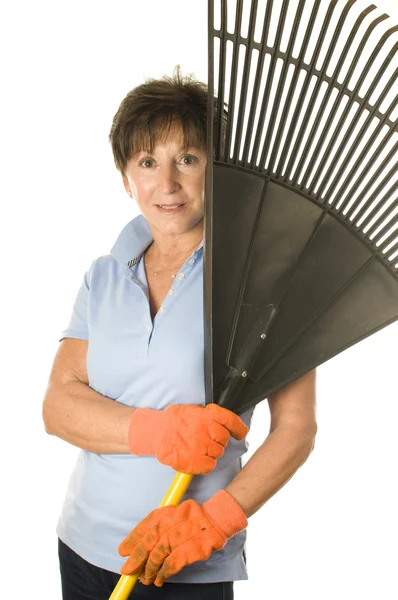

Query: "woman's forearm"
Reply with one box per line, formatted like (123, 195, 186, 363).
(226, 423, 317, 518)
(42, 381, 136, 453)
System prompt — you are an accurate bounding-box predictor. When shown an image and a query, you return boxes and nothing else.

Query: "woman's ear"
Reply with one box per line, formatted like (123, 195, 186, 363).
(122, 175, 132, 197)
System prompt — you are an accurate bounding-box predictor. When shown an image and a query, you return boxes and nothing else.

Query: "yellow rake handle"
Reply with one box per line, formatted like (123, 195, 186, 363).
(108, 472, 194, 600)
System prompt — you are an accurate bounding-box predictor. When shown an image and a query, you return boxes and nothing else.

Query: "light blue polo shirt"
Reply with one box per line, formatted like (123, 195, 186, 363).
(57, 214, 255, 583)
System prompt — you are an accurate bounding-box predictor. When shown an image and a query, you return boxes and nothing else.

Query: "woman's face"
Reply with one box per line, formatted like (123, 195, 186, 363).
(122, 124, 207, 240)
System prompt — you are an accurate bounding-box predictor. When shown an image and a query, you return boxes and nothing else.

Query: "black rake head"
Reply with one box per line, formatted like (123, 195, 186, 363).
(204, 0, 398, 413)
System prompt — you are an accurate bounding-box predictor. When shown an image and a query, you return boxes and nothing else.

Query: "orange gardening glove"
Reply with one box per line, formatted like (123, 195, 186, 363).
(128, 404, 248, 474)
(119, 489, 248, 586)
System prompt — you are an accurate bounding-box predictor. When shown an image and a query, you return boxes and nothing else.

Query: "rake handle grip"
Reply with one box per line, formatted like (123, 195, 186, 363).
(108, 472, 194, 600)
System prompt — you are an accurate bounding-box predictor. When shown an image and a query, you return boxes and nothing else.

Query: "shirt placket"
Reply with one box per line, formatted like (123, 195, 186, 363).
(152, 253, 198, 326)
(124, 249, 202, 358)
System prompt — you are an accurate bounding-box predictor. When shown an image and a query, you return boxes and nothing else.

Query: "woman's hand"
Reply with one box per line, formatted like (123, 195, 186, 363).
(128, 404, 248, 474)
(118, 489, 248, 586)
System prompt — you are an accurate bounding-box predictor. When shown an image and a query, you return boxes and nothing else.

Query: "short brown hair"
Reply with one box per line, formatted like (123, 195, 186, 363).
(109, 66, 222, 174)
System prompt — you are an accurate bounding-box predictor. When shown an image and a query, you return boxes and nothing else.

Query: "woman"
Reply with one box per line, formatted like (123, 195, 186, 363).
(42, 68, 317, 600)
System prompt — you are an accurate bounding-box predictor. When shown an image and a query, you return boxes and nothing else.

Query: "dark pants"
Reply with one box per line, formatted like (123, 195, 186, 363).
(58, 539, 234, 600)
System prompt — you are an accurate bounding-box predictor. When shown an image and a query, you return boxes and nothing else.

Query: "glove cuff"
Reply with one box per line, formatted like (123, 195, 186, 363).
(128, 408, 164, 456)
(203, 489, 248, 541)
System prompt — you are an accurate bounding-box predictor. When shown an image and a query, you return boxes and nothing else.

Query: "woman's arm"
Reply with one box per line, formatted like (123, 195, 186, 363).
(226, 369, 317, 518)
(42, 339, 247, 461)
(42, 338, 136, 453)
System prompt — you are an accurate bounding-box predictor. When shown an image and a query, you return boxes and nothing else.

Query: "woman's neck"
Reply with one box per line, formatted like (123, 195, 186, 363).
(147, 229, 203, 261)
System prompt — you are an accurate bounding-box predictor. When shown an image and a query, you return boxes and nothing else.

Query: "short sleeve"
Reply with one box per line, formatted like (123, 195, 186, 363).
(59, 261, 95, 342)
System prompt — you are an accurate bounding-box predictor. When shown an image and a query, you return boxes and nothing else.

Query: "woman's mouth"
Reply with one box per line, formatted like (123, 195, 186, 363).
(155, 204, 185, 215)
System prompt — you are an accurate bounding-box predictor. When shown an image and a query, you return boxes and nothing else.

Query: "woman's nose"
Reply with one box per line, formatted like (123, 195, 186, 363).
(157, 165, 180, 194)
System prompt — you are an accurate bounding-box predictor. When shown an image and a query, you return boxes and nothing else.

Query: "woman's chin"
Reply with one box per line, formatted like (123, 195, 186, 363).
(148, 214, 204, 237)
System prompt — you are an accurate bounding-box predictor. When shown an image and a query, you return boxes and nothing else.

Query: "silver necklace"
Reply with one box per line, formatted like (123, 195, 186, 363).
(145, 242, 200, 279)
(144, 249, 185, 279)
(144, 260, 179, 278)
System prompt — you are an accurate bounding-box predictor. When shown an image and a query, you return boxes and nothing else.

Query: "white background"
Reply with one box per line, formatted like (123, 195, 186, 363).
(1, 1, 397, 598)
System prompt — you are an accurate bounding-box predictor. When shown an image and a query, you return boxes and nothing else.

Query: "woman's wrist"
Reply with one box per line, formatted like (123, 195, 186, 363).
(203, 489, 248, 540)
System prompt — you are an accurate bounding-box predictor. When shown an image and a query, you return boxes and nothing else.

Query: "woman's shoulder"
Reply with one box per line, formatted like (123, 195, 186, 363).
(84, 253, 125, 290)
(91, 253, 120, 270)
(85, 215, 150, 286)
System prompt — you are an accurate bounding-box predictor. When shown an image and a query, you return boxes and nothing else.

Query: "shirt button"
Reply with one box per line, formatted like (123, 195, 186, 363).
(178, 273, 185, 280)
(159, 307, 165, 313)
(146, 326, 152, 332)
(168, 290, 174, 296)
(188, 259, 195, 264)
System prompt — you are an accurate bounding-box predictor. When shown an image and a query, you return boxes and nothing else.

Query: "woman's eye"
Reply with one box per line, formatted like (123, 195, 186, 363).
(181, 155, 197, 165)
(140, 158, 154, 168)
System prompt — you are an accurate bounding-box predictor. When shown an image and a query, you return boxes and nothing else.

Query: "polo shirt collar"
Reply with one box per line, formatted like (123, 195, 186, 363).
(110, 214, 204, 269)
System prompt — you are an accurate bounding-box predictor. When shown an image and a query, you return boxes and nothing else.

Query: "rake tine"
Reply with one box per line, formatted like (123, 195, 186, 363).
(250, 1, 291, 170)
(297, 6, 381, 191)
(378, 218, 398, 254)
(312, 25, 398, 200)
(291, 0, 360, 189)
(366, 182, 398, 239)
(385, 233, 398, 258)
(301, 12, 388, 195)
(271, 0, 323, 175)
(230, 0, 258, 165)
(282, 0, 343, 181)
(214, 0, 228, 161)
(341, 116, 398, 218)
(266, 0, 316, 175)
(223, 0, 244, 162)
(322, 50, 398, 203)
(352, 160, 398, 229)
(308, 17, 395, 197)
(257, 0, 303, 171)
(243, 1, 277, 168)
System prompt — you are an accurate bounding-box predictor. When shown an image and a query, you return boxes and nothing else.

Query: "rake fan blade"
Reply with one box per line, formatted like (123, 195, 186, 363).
(205, 0, 398, 413)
